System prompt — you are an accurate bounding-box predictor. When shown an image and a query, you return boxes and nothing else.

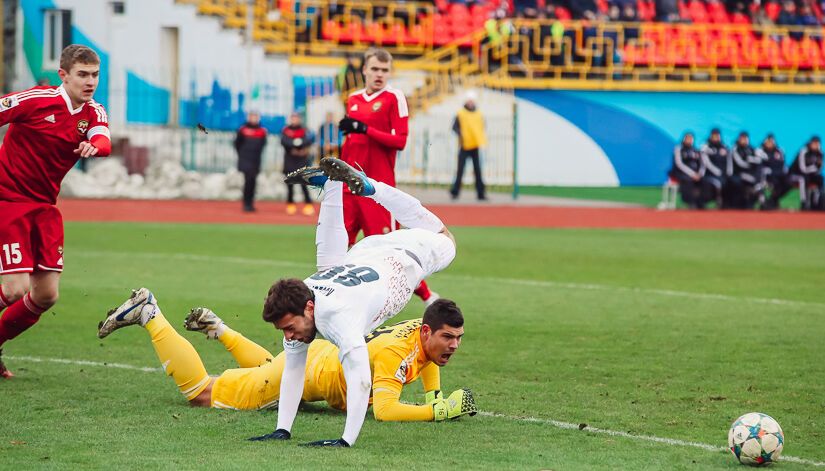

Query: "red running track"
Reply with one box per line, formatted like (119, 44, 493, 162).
(56, 198, 825, 230)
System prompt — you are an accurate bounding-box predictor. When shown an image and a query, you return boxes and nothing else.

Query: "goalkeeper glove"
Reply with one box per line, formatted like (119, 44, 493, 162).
(425, 390, 443, 404)
(432, 388, 478, 421)
(300, 438, 351, 447)
(247, 428, 291, 441)
(339, 117, 368, 134)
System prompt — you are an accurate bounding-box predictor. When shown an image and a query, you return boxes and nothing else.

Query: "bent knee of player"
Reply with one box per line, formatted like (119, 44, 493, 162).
(1, 285, 28, 304)
(372, 406, 389, 421)
(440, 228, 456, 247)
(1, 274, 30, 303)
(188, 379, 214, 408)
(30, 287, 59, 308)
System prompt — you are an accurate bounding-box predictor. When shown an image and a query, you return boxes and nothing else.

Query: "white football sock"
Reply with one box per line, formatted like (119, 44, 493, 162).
(315, 180, 348, 271)
(368, 181, 444, 233)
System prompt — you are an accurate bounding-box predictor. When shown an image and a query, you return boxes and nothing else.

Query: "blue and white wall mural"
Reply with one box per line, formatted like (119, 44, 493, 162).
(516, 90, 825, 186)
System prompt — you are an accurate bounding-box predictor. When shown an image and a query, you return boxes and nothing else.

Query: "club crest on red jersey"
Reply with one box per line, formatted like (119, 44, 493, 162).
(0, 96, 16, 111)
(76, 119, 89, 135)
(372, 102, 382, 112)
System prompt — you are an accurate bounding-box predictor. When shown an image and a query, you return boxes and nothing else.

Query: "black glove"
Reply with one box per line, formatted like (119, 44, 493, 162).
(248, 428, 291, 441)
(300, 438, 351, 447)
(339, 117, 367, 135)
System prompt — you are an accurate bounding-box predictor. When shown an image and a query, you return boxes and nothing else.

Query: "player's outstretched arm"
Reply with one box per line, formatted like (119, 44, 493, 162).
(338, 346, 371, 445)
(299, 345, 371, 447)
(372, 351, 439, 422)
(249, 341, 307, 441)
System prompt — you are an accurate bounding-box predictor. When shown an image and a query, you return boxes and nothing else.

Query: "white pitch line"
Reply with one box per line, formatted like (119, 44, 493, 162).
(6, 355, 824, 467)
(6, 355, 161, 373)
(478, 412, 825, 467)
(74, 249, 825, 309)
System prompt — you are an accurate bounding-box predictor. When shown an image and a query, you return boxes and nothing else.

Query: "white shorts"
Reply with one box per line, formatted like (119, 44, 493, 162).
(348, 228, 456, 278)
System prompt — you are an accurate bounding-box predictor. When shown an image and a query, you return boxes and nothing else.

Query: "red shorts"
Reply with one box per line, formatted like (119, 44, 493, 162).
(343, 191, 394, 246)
(0, 201, 64, 275)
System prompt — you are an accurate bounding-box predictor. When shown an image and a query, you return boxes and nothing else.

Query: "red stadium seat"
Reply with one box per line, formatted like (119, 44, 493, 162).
(555, 6, 573, 19)
(638, 0, 657, 21)
(765, 1, 781, 21)
(448, 3, 471, 18)
(321, 20, 339, 40)
(687, 0, 710, 23)
(731, 12, 751, 24)
(707, 1, 731, 23)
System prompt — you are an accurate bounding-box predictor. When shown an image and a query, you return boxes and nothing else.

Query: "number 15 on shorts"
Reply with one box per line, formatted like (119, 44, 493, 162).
(2, 243, 22, 265)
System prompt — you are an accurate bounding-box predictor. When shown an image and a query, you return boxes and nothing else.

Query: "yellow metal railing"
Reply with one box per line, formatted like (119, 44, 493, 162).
(177, 0, 825, 93)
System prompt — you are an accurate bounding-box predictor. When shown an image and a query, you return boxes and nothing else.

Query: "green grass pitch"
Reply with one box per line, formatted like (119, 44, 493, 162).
(1, 222, 823, 469)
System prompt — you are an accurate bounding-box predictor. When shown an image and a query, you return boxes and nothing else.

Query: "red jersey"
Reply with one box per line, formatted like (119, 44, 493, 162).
(341, 86, 408, 186)
(0, 85, 110, 204)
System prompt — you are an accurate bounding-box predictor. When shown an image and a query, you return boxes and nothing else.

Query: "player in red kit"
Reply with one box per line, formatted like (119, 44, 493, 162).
(338, 48, 438, 305)
(0, 45, 111, 378)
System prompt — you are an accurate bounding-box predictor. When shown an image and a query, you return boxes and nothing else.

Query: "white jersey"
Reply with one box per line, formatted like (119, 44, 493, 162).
(303, 244, 425, 357)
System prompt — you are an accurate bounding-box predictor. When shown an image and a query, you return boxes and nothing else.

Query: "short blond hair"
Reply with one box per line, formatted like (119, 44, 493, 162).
(60, 44, 100, 72)
(363, 47, 392, 65)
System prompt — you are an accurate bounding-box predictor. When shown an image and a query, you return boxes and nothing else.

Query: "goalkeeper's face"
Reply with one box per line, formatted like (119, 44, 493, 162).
(422, 324, 464, 367)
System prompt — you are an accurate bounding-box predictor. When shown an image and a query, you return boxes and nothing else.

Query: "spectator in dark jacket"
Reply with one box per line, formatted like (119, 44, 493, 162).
(776, 0, 797, 26)
(515, 0, 540, 17)
(730, 131, 766, 208)
(700, 128, 733, 207)
(570, 0, 601, 19)
(757, 134, 788, 210)
(669, 132, 707, 208)
(656, 0, 681, 21)
(789, 136, 824, 209)
(234, 111, 267, 213)
(280, 112, 315, 216)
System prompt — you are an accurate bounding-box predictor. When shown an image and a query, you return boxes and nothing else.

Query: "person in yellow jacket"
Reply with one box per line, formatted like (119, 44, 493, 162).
(97, 289, 476, 423)
(450, 91, 488, 201)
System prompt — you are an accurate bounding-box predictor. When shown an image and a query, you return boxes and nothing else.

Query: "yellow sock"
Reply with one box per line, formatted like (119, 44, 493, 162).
(145, 312, 210, 400)
(218, 327, 275, 368)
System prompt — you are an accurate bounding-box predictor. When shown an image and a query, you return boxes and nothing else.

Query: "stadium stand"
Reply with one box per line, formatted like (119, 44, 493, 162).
(177, 0, 825, 103)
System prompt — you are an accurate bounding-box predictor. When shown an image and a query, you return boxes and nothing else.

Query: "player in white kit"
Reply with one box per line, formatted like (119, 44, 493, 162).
(249, 157, 460, 447)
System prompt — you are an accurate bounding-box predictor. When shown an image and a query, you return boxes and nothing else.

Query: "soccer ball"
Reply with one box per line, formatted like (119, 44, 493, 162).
(728, 412, 784, 466)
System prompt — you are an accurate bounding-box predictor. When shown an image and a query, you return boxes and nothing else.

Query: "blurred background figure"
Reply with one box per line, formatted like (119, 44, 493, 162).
(234, 110, 267, 213)
(668, 132, 706, 209)
(789, 136, 824, 210)
(730, 131, 766, 209)
(701, 128, 732, 208)
(757, 134, 786, 210)
(450, 91, 487, 201)
(335, 53, 365, 110)
(317, 111, 341, 158)
(280, 112, 315, 216)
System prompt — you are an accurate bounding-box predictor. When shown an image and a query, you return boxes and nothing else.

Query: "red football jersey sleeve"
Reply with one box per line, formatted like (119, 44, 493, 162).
(0, 85, 111, 204)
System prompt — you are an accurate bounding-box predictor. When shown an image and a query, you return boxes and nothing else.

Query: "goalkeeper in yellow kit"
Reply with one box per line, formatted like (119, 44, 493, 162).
(97, 289, 476, 422)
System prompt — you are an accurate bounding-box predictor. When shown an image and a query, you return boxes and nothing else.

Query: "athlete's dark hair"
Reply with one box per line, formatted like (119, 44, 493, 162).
(60, 45, 100, 72)
(262, 278, 315, 323)
(423, 299, 464, 332)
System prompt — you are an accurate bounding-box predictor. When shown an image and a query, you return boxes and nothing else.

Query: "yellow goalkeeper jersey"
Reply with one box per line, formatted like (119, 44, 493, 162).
(305, 318, 440, 421)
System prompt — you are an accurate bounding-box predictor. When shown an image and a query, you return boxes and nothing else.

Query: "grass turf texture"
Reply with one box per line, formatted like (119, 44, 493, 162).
(518, 186, 804, 209)
(1, 222, 823, 469)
